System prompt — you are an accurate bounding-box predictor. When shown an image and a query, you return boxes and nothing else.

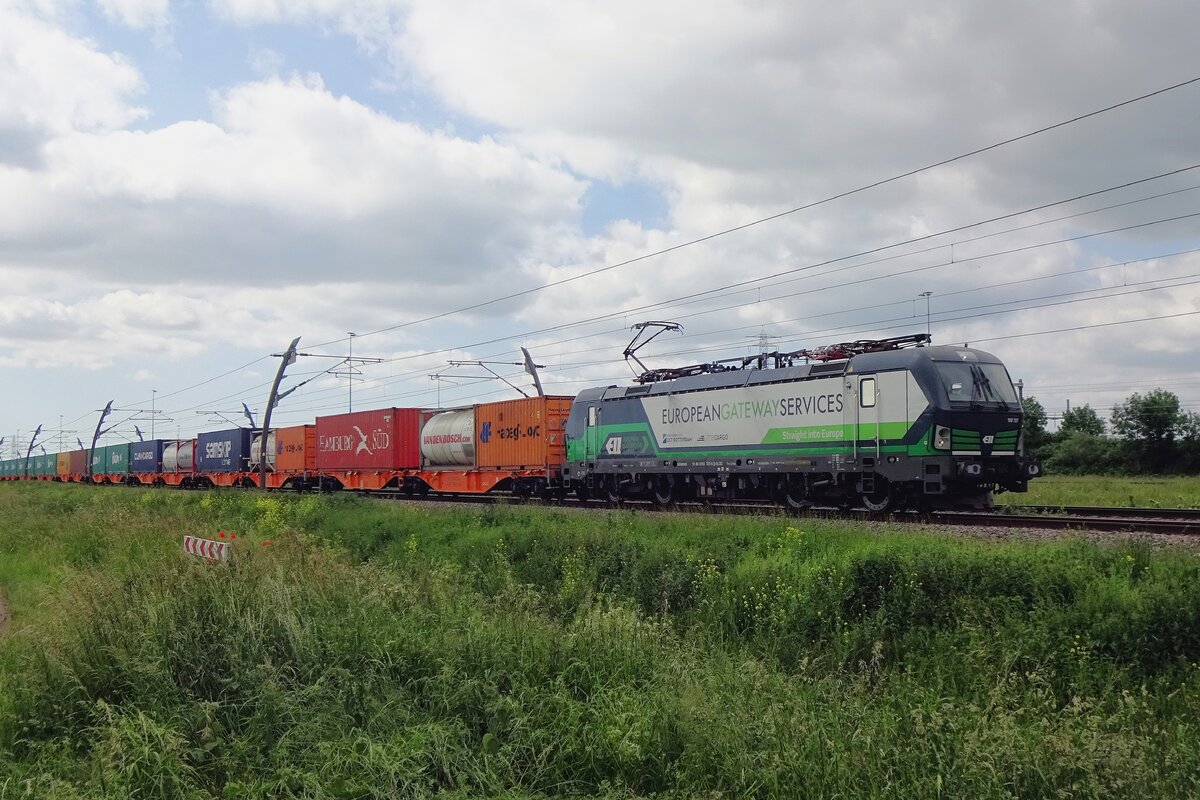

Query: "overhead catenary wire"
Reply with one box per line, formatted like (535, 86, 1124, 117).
(528, 276, 1200, 374)
(397, 171, 1200, 369)
(249, 205, 1200, 410)
(272, 278, 1200, 422)
(166, 232, 1200, 424)
(271, 167, 1200, 412)
(263, 266, 1200, 420)
(301, 76, 1200, 352)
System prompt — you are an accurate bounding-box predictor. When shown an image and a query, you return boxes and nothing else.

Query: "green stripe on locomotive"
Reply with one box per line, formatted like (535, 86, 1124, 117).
(570, 419, 931, 462)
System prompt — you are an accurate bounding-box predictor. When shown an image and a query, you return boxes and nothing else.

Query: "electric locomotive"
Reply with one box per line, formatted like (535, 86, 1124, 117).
(561, 334, 1041, 510)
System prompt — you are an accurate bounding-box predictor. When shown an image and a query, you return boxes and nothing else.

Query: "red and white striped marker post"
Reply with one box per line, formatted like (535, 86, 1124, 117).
(183, 535, 231, 562)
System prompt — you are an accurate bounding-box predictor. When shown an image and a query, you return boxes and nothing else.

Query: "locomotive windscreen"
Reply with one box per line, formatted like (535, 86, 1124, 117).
(935, 361, 1019, 407)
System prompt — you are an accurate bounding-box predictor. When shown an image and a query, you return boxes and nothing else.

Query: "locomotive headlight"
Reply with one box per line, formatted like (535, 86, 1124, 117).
(933, 426, 951, 450)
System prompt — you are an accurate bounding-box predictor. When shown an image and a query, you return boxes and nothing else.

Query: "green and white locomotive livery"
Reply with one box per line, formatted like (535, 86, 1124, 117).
(563, 338, 1041, 510)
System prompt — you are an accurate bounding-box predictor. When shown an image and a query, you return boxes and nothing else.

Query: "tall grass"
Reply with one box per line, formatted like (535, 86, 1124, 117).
(1, 483, 1200, 797)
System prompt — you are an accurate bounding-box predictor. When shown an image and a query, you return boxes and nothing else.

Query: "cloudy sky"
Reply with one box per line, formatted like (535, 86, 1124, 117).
(2, 0, 1199, 454)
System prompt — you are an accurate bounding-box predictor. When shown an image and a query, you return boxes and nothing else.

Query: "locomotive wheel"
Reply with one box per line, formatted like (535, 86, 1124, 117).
(781, 479, 810, 511)
(652, 478, 675, 507)
(785, 491, 811, 511)
(861, 476, 895, 513)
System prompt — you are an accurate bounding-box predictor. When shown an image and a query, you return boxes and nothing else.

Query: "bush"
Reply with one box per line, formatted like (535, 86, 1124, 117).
(1044, 431, 1126, 474)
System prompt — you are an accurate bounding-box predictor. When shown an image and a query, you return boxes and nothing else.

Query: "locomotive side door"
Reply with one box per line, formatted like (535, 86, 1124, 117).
(585, 403, 602, 466)
(847, 375, 880, 461)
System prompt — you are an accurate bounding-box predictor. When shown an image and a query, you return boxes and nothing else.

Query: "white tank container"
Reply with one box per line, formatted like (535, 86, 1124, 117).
(420, 409, 475, 466)
(250, 431, 277, 471)
(163, 440, 195, 473)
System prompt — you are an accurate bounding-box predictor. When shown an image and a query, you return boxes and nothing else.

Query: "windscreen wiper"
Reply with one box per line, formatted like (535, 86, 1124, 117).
(970, 364, 995, 407)
(970, 364, 1015, 408)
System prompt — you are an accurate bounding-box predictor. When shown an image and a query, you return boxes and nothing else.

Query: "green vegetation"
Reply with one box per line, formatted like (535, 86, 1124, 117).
(3, 483, 1200, 798)
(1023, 389, 1200, 475)
(1003, 473, 1200, 508)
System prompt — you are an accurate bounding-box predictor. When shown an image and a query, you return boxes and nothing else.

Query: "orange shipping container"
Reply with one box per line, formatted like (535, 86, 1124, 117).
(474, 396, 572, 469)
(276, 425, 317, 472)
(56, 452, 71, 477)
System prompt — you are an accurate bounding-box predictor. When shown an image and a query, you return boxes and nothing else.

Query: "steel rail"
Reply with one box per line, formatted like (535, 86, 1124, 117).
(361, 491, 1200, 535)
(1001, 504, 1200, 520)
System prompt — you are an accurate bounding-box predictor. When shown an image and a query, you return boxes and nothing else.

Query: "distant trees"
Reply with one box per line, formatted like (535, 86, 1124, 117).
(1021, 397, 1049, 452)
(1060, 405, 1105, 436)
(1023, 388, 1198, 475)
(1111, 390, 1183, 445)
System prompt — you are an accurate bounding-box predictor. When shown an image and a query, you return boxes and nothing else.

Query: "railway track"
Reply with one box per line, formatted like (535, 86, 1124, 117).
(364, 491, 1200, 536)
(1003, 504, 1200, 520)
(935, 509, 1199, 535)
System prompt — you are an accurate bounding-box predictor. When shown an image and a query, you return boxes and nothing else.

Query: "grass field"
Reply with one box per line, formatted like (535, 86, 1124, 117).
(1002, 474, 1200, 508)
(2, 482, 1200, 798)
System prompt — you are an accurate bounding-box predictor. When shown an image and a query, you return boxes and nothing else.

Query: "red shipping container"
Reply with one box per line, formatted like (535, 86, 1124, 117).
(315, 408, 422, 471)
(67, 449, 88, 475)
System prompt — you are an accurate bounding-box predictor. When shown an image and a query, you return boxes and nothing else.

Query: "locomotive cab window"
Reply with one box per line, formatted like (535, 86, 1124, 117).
(587, 406, 597, 426)
(859, 377, 877, 408)
(935, 361, 1019, 408)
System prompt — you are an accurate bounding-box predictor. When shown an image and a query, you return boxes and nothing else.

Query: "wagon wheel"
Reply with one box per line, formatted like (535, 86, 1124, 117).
(861, 476, 895, 513)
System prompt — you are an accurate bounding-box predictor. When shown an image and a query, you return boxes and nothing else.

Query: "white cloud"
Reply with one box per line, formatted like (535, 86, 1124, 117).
(0, 5, 145, 167)
(97, 0, 169, 30)
(1, 74, 585, 288)
(248, 45, 284, 76)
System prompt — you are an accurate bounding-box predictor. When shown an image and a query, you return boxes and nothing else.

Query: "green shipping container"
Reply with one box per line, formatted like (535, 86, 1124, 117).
(104, 443, 131, 475)
(90, 449, 104, 475)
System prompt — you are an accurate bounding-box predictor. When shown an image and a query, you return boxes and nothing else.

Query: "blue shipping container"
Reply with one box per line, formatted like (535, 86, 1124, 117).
(130, 440, 164, 474)
(196, 428, 253, 473)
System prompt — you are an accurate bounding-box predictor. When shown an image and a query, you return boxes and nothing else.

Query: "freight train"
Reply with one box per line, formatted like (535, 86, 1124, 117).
(0, 335, 1041, 511)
